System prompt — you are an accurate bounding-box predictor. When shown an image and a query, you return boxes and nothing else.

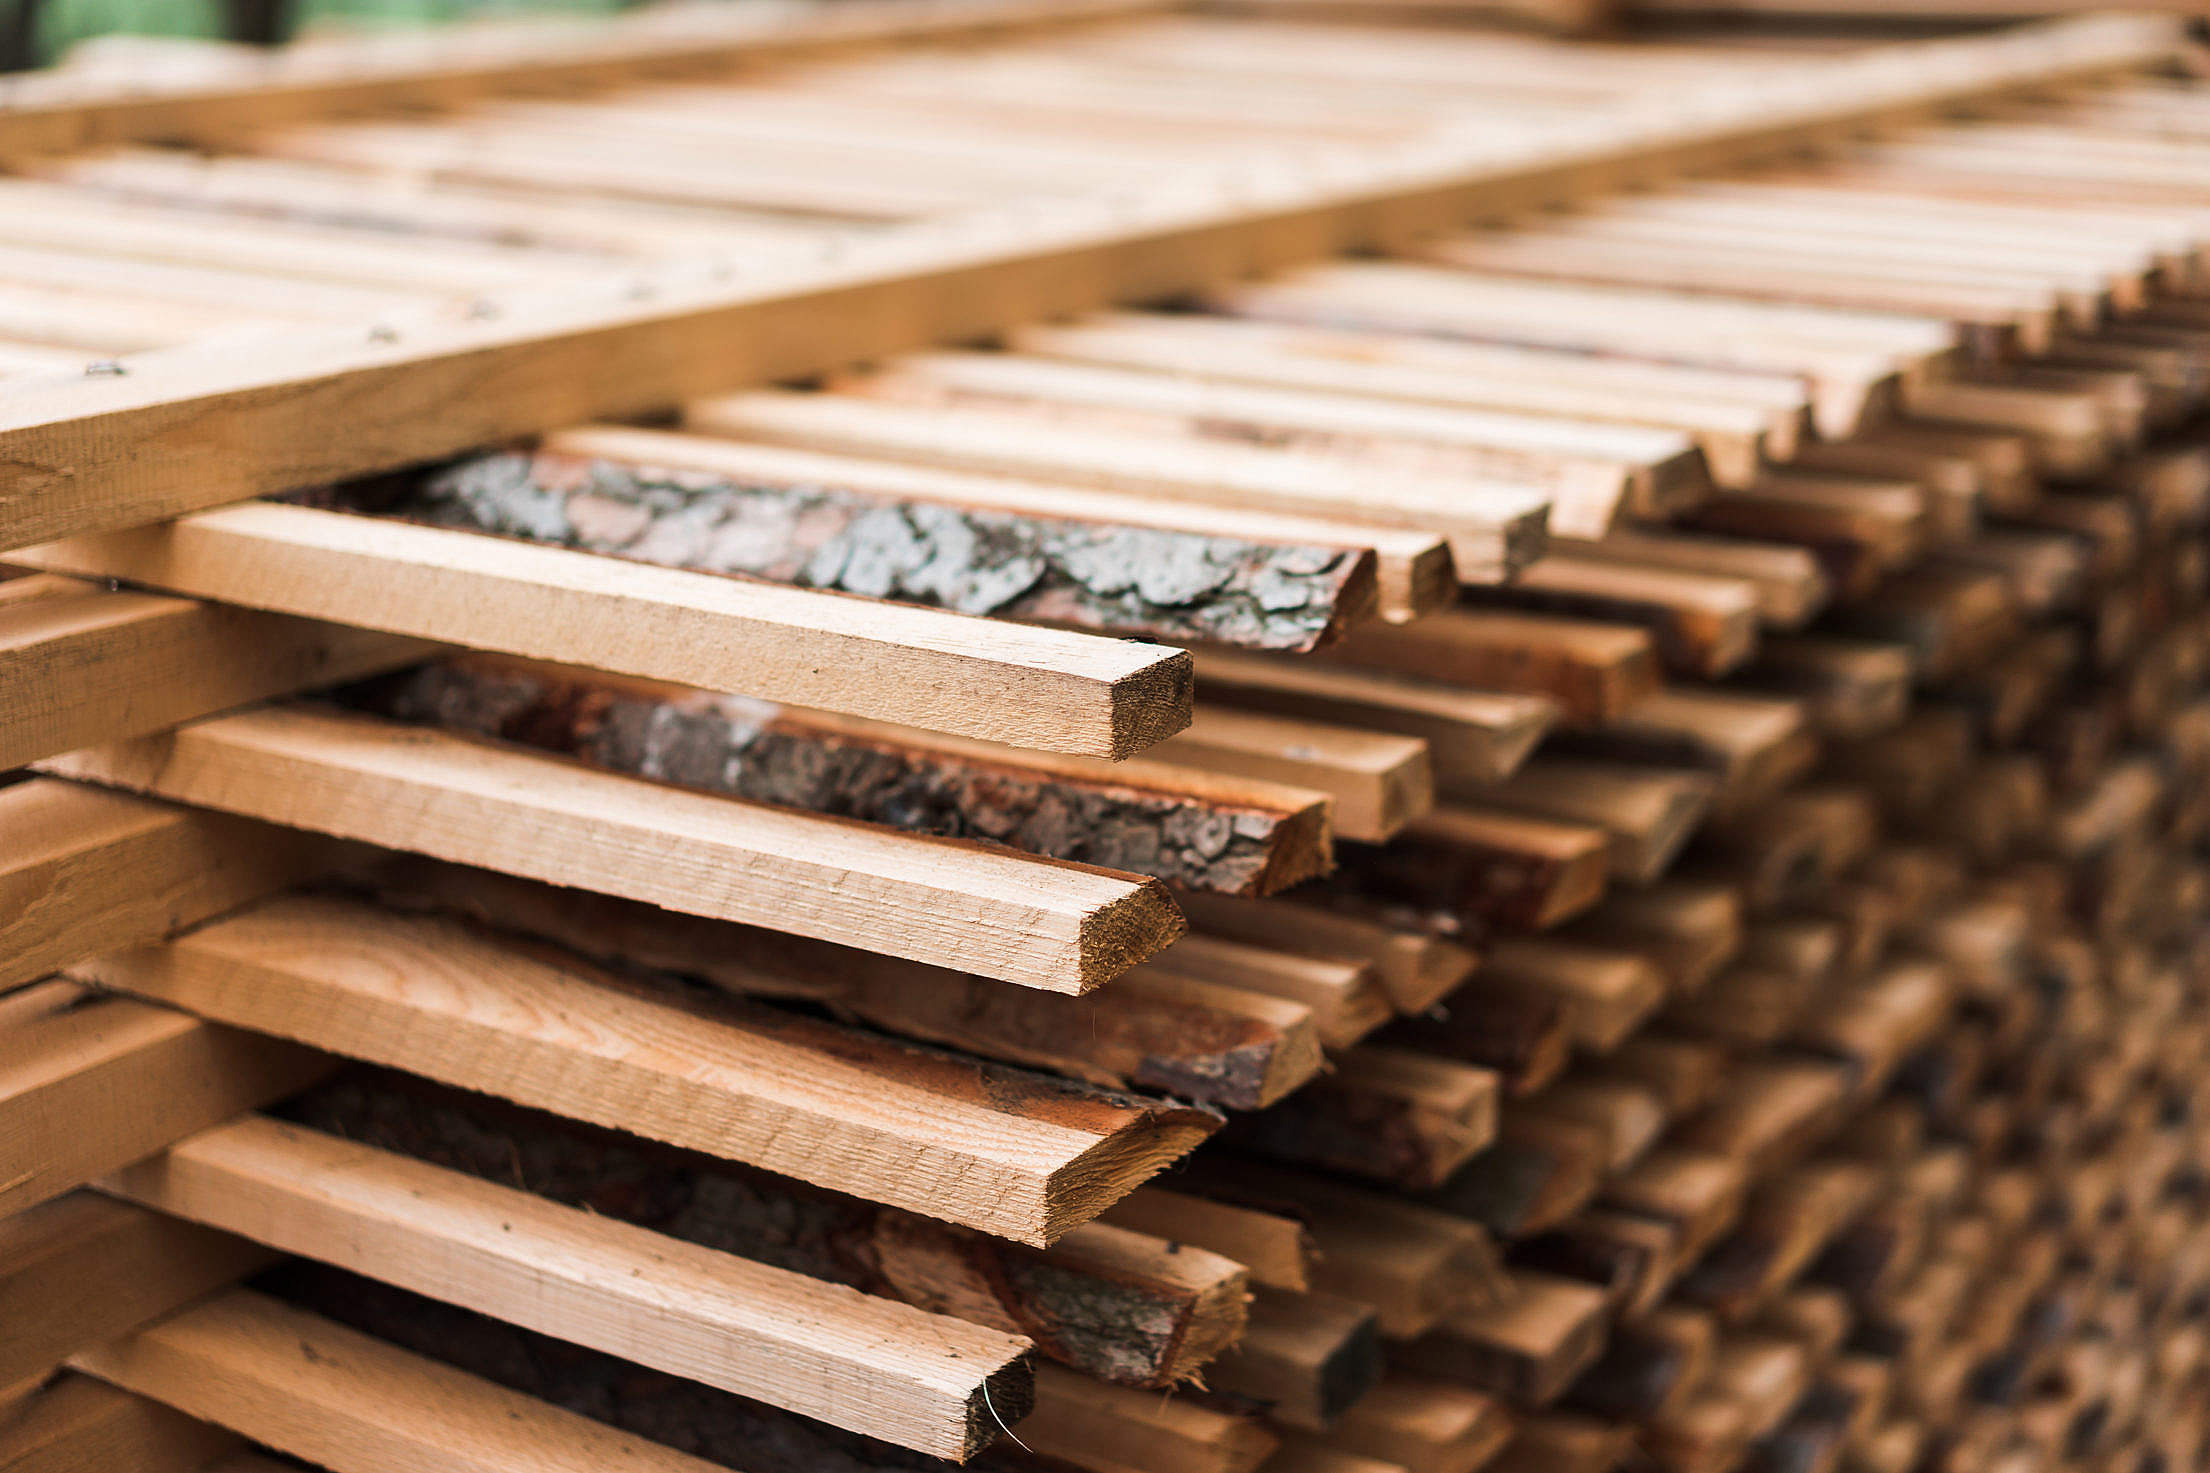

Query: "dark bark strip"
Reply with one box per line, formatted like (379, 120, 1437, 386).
(307, 449, 1367, 650)
(356, 856, 1308, 1110)
(341, 655, 1325, 895)
(283, 1069, 1243, 1390)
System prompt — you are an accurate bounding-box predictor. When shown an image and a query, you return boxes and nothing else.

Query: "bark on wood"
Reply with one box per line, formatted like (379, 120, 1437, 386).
(356, 857, 1314, 1111)
(282, 1070, 1246, 1390)
(312, 449, 1368, 651)
(343, 655, 1326, 896)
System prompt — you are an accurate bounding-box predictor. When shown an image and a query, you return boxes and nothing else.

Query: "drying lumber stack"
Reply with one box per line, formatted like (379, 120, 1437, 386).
(8, 4, 2210, 1473)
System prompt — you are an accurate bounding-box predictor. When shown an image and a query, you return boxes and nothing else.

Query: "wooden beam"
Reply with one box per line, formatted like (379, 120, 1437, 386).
(344, 653, 1332, 896)
(1171, 888, 1479, 1015)
(1022, 1361, 1280, 1473)
(0, 979, 332, 1218)
(1149, 708, 1431, 845)
(282, 1068, 1249, 1389)
(0, 777, 333, 993)
(43, 705, 1185, 992)
(0, 1192, 278, 1391)
(12, 501, 1193, 759)
(0, 577, 427, 771)
(0, 0, 1174, 159)
(73, 1289, 731, 1473)
(353, 435, 1408, 648)
(69, 894, 1219, 1244)
(1209, 1289, 1384, 1432)
(361, 855, 1318, 1111)
(0, 16, 2177, 552)
(1327, 611, 1662, 725)
(108, 1114, 1032, 1458)
(0, 1375, 241, 1473)
(1235, 1044, 1501, 1190)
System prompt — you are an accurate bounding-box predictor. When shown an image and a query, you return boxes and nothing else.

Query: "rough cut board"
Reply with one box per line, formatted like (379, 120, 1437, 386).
(10, 501, 1193, 759)
(0, 0, 1176, 158)
(0, 14, 2179, 552)
(68, 894, 1220, 1243)
(41, 704, 1185, 993)
(106, 1115, 1032, 1458)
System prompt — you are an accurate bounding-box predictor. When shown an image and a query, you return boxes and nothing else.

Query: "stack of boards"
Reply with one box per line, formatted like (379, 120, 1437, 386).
(8, 4, 2210, 1473)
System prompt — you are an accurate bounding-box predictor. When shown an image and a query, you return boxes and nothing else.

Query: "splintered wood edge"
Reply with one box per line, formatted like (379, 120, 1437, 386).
(0, 15, 2180, 555)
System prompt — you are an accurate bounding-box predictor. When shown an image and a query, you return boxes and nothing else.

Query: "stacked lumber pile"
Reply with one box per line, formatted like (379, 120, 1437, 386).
(8, 5, 2210, 1473)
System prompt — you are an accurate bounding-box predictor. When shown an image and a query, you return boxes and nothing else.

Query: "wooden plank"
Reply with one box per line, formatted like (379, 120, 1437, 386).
(282, 1068, 1249, 1390)
(364, 854, 1320, 1112)
(686, 389, 1552, 582)
(43, 705, 1184, 993)
(0, 579, 427, 771)
(1395, 1269, 1613, 1407)
(1193, 649, 1555, 787)
(0, 0, 1174, 158)
(0, 16, 2176, 552)
(1170, 888, 1479, 1014)
(0, 1192, 278, 1390)
(1210, 1289, 1384, 1432)
(1327, 611, 1661, 725)
(11, 501, 1193, 759)
(68, 895, 1219, 1244)
(347, 654, 1332, 896)
(1460, 555, 1759, 679)
(1021, 1361, 1280, 1473)
(359, 434, 1407, 647)
(1318, 1375, 1515, 1473)
(1458, 758, 1713, 884)
(109, 1114, 1032, 1457)
(1335, 805, 1611, 930)
(0, 979, 330, 1218)
(1100, 1186, 1317, 1292)
(0, 1375, 240, 1473)
(0, 778, 332, 993)
(72, 1290, 731, 1473)
(1237, 1044, 1502, 1190)
(1150, 708, 1432, 844)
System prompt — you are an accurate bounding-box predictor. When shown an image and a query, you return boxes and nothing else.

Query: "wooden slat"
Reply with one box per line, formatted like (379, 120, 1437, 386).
(0, 979, 330, 1217)
(73, 1290, 730, 1473)
(42, 705, 1184, 992)
(0, 0, 1174, 158)
(0, 579, 427, 771)
(109, 1114, 1031, 1458)
(1150, 708, 1432, 844)
(0, 1192, 277, 1390)
(0, 16, 2177, 552)
(11, 502, 1192, 759)
(68, 894, 1217, 1244)
(0, 778, 332, 993)
(0, 1375, 240, 1473)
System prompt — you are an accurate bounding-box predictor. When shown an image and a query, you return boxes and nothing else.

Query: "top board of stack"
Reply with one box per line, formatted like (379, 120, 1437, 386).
(9, 1, 2210, 1472)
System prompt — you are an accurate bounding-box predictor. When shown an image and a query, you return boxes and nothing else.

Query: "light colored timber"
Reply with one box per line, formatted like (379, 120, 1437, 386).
(0, 577, 428, 771)
(1099, 1186, 1317, 1291)
(72, 1289, 731, 1473)
(356, 853, 1319, 1112)
(0, 1375, 242, 1473)
(0, 0, 1175, 159)
(548, 424, 1454, 624)
(1560, 530, 1828, 629)
(0, 978, 331, 1218)
(1152, 708, 1432, 843)
(687, 389, 1551, 582)
(106, 1114, 1030, 1458)
(1327, 610, 1661, 725)
(0, 15, 2177, 552)
(0, 1192, 278, 1391)
(1462, 555, 1759, 679)
(833, 349, 1708, 539)
(42, 705, 1183, 993)
(1008, 311, 1798, 491)
(1194, 648, 1554, 787)
(0, 777, 334, 993)
(9, 501, 1192, 759)
(70, 895, 1217, 1244)
(1142, 932, 1392, 1050)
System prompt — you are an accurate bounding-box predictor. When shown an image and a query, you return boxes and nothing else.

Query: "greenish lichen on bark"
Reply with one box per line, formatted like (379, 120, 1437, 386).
(342, 656, 1317, 894)
(314, 449, 1362, 650)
